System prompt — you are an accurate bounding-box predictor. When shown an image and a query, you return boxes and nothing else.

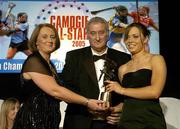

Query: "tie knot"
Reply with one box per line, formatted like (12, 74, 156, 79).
(93, 54, 106, 62)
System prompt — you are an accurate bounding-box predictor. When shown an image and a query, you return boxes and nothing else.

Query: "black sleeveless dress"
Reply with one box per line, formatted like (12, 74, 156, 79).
(119, 69, 166, 129)
(13, 52, 61, 129)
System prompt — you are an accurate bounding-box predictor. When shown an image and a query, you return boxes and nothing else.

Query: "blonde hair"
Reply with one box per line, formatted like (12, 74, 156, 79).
(0, 98, 19, 129)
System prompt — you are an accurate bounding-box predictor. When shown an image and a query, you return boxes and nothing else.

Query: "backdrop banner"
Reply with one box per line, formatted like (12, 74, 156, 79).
(0, 0, 159, 73)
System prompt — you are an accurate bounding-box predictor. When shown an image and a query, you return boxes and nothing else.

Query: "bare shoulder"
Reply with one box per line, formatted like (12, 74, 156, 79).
(151, 54, 166, 68)
(151, 54, 165, 63)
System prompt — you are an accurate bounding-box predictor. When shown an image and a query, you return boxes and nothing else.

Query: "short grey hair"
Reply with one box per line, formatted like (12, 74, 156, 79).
(86, 17, 109, 33)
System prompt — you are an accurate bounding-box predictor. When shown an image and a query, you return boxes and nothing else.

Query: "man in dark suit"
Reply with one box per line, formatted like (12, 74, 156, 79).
(61, 17, 130, 129)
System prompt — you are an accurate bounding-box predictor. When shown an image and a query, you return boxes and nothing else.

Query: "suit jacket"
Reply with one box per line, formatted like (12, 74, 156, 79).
(61, 46, 130, 129)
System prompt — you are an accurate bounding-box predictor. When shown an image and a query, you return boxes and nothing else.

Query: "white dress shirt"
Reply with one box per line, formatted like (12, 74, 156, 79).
(91, 48, 107, 100)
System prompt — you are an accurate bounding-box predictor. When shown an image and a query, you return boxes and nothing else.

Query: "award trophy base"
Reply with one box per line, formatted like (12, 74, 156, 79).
(93, 91, 111, 120)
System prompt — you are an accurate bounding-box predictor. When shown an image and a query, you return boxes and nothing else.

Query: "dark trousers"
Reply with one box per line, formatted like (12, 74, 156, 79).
(90, 120, 118, 129)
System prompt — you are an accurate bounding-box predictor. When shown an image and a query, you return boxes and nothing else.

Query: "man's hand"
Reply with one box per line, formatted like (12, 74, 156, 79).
(88, 102, 110, 120)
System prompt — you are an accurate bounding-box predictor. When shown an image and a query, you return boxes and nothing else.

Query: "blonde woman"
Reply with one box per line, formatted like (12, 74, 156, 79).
(0, 98, 20, 129)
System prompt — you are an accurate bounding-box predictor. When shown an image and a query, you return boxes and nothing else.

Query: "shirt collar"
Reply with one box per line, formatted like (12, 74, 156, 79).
(91, 47, 108, 56)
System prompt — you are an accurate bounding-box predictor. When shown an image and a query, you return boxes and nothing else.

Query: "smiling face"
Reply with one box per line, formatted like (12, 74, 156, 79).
(87, 22, 109, 53)
(36, 26, 56, 54)
(124, 26, 147, 55)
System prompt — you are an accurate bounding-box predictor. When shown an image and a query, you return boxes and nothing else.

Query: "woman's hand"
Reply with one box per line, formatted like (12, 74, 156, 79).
(105, 80, 125, 95)
(106, 105, 122, 125)
(86, 99, 107, 111)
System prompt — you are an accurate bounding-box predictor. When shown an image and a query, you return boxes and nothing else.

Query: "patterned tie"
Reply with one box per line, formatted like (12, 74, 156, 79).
(93, 54, 106, 62)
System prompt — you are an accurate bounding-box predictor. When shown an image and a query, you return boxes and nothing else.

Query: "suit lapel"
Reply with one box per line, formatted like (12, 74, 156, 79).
(106, 48, 112, 58)
(83, 47, 99, 87)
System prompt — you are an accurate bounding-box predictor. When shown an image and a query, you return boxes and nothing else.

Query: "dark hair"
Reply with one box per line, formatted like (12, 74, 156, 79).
(28, 23, 60, 53)
(86, 16, 109, 33)
(115, 5, 128, 13)
(124, 22, 151, 41)
(17, 12, 27, 18)
(140, 6, 150, 14)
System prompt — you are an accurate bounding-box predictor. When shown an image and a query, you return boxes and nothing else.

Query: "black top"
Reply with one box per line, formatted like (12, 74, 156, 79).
(119, 69, 166, 129)
(13, 52, 61, 129)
